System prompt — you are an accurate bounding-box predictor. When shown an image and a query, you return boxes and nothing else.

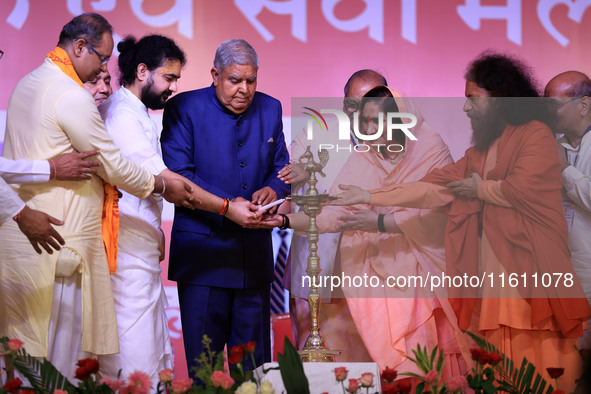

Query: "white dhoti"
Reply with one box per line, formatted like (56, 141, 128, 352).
(48, 272, 91, 382)
(98, 224, 173, 387)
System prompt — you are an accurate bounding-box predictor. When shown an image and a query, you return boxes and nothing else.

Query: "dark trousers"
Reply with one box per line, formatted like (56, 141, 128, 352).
(177, 283, 271, 378)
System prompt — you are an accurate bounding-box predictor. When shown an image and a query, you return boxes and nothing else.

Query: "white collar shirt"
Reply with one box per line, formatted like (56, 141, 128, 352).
(559, 128, 591, 298)
(99, 87, 167, 242)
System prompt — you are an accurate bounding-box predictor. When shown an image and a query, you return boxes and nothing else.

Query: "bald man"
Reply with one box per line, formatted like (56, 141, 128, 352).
(544, 71, 591, 349)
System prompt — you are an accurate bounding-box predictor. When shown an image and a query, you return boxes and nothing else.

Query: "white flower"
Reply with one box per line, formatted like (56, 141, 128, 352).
(260, 380, 275, 394)
(235, 381, 257, 394)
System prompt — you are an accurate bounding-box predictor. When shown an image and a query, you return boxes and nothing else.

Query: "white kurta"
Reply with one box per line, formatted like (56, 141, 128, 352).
(0, 157, 50, 183)
(0, 158, 50, 222)
(0, 58, 154, 358)
(559, 130, 591, 346)
(0, 177, 24, 223)
(97, 87, 172, 383)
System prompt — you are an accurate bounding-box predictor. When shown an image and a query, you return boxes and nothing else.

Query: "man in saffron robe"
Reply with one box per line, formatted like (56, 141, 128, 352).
(333, 53, 591, 391)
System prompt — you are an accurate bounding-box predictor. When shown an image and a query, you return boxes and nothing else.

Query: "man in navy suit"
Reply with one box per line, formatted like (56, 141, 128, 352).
(161, 39, 290, 374)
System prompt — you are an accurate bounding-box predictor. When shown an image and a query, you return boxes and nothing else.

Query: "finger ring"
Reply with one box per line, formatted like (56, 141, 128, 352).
(254, 213, 258, 219)
(188, 196, 193, 202)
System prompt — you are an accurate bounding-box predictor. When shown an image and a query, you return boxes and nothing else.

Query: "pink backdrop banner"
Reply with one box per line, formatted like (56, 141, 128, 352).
(2, 0, 591, 107)
(1, 0, 591, 380)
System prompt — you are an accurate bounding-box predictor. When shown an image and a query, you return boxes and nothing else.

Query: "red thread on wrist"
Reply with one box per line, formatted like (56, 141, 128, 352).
(218, 198, 230, 216)
(13, 207, 25, 222)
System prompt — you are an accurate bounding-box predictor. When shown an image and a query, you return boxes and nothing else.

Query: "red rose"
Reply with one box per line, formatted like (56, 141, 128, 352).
(334, 366, 348, 382)
(396, 378, 412, 394)
(479, 352, 493, 365)
(74, 358, 99, 380)
(383, 379, 413, 394)
(243, 341, 257, 354)
(77, 358, 99, 374)
(4, 378, 22, 393)
(470, 348, 485, 363)
(381, 367, 397, 383)
(347, 378, 359, 393)
(229, 345, 245, 364)
(75, 366, 92, 381)
(20, 390, 35, 394)
(546, 368, 565, 379)
(382, 383, 398, 394)
(488, 352, 502, 366)
(551, 390, 565, 394)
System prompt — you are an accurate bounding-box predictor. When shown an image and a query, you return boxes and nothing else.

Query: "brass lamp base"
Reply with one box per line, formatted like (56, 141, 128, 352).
(291, 147, 340, 362)
(298, 348, 342, 362)
(299, 330, 341, 362)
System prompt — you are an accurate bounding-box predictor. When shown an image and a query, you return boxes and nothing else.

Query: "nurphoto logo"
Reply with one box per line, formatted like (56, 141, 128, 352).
(303, 107, 418, 153)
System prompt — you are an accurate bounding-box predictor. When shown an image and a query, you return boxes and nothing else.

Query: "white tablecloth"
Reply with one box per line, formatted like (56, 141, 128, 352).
(255, 362, 381, 393)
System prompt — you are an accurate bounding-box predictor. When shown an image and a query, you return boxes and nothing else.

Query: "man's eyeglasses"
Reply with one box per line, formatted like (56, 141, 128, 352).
(343, 99, 360, 112)
(86, 42, 109, 65)
(550, 97, 580, 111)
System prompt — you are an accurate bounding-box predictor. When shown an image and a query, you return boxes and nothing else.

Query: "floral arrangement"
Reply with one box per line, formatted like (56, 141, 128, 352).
(0, 336, 308, 394)
(325, 331, 582, 394)
(1, 337, 157, 394)
(331, 366, 376, 393)
(1, 332, 583, 394)
(329, 366, 413, 394)
(464, 331, 575, 394)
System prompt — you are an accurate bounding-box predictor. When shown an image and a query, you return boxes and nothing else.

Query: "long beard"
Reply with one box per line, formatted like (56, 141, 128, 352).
(470, 110, 506, 151)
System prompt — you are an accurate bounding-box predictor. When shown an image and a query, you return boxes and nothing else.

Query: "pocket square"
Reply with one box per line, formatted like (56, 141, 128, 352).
(267, 137, 274, 142)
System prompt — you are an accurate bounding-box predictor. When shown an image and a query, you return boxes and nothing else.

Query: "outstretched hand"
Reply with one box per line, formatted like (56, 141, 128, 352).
(163, 177, 198, 209)
(243, 213, 283, 229)
(338, 209, 379, 231)
(278, 162, 309, 187)
(330, 184, 371, 206)
(251, 186, 277, 208)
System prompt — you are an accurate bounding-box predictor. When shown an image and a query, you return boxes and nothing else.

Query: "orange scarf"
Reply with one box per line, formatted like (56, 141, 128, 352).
(101, 185, 120, 274)
(47, 47, 120, 274)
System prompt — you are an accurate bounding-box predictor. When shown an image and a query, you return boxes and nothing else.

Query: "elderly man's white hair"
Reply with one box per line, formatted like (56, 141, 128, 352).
(213, 39, 259, 71)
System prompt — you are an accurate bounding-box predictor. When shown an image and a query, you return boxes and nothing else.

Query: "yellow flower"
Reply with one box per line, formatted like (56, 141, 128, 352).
(260, 380, 274, 394)
(235, 381, 257, 394)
